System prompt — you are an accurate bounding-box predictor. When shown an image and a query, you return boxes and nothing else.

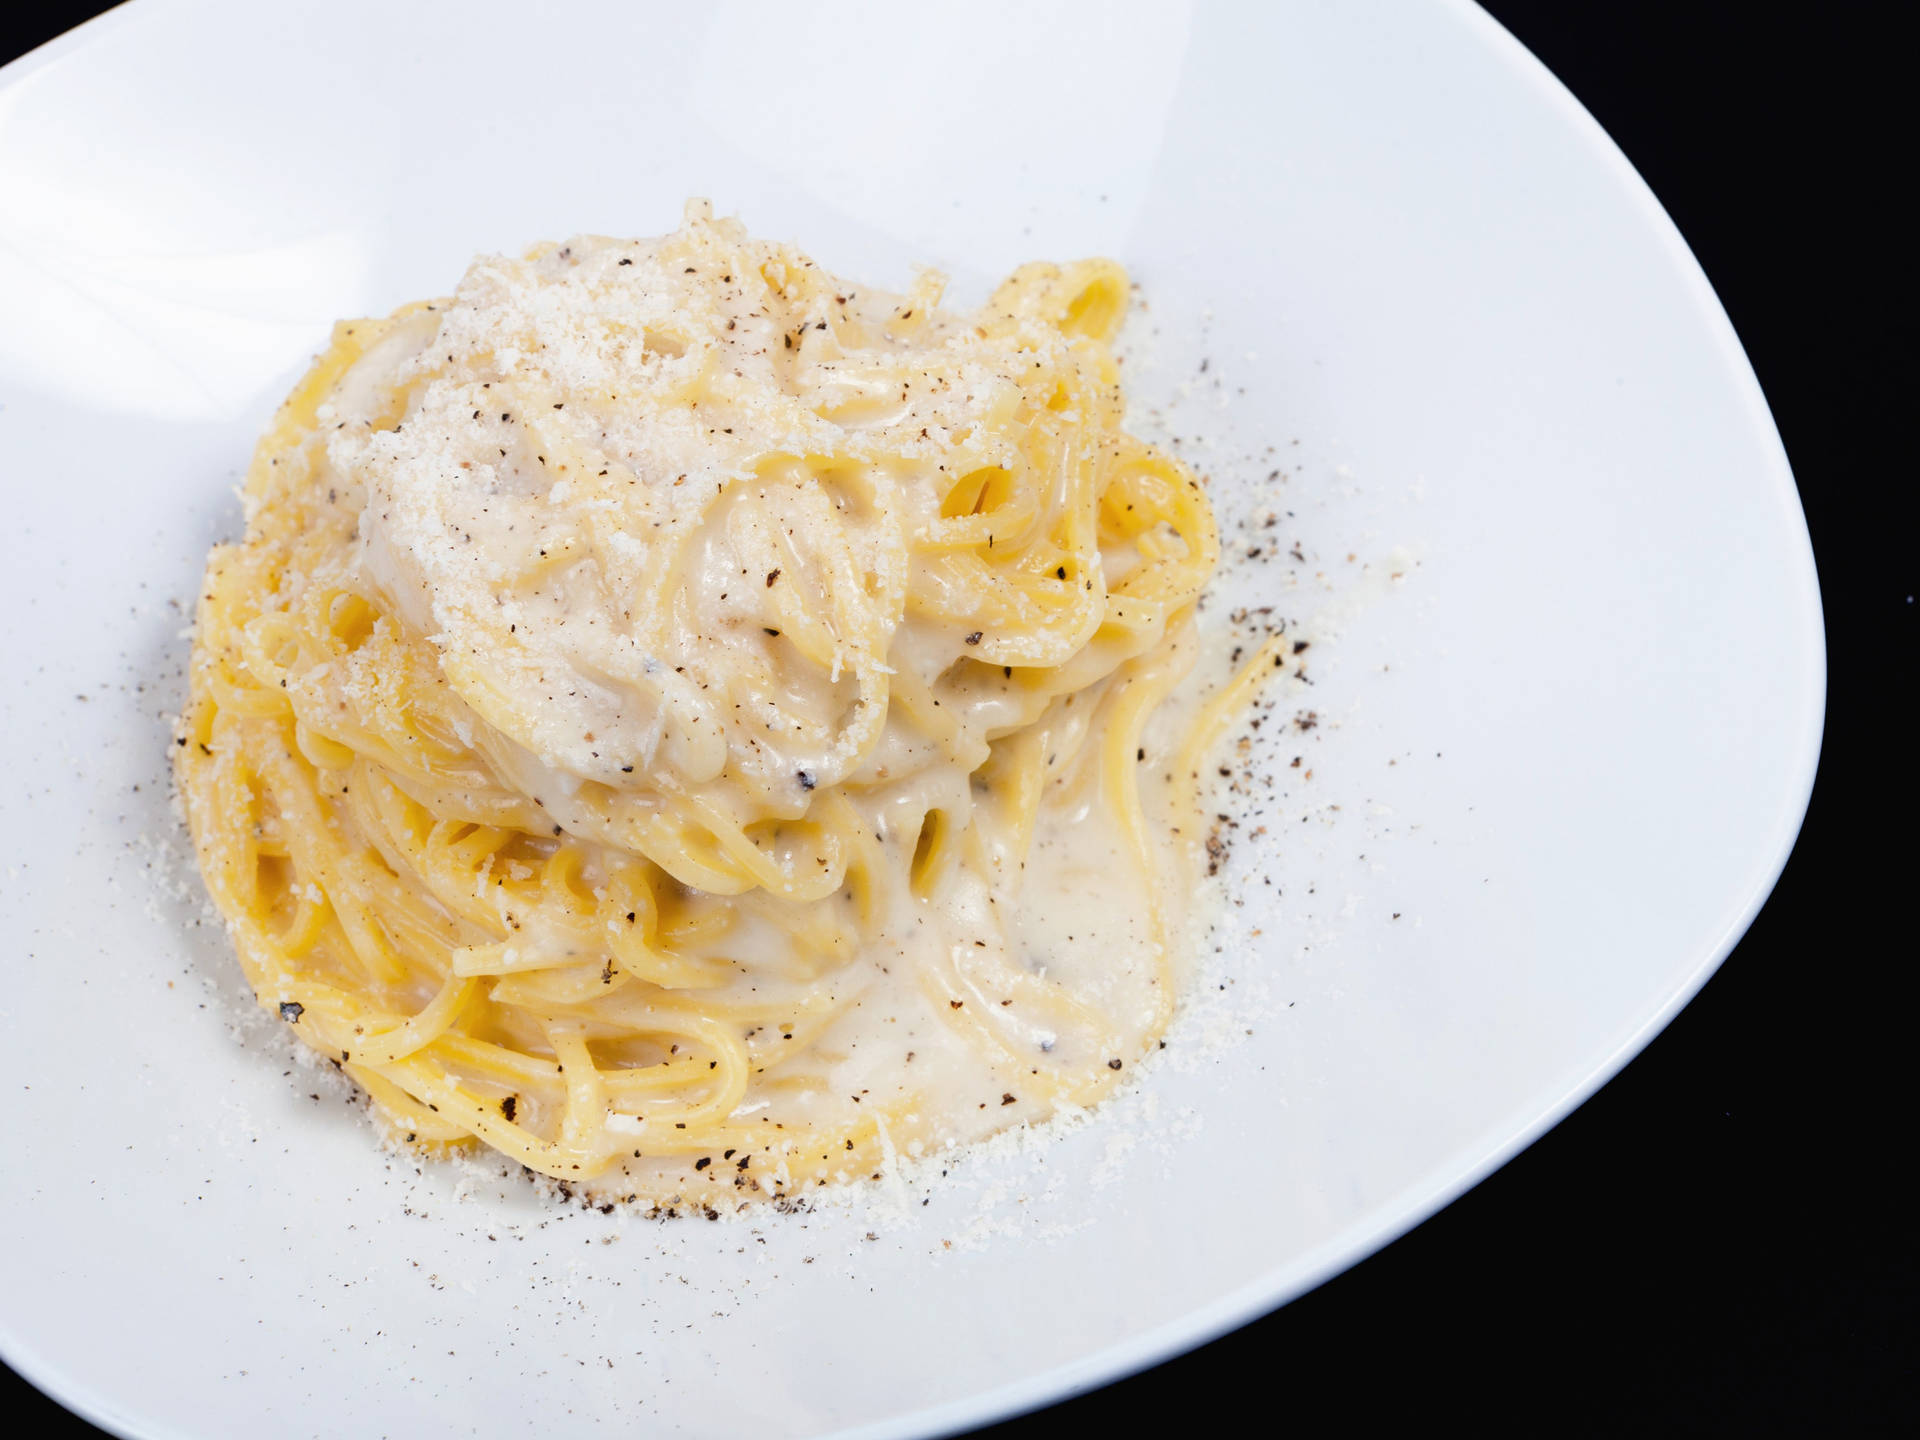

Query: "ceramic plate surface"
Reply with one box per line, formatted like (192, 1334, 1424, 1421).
(0, 3, 1822, 1437)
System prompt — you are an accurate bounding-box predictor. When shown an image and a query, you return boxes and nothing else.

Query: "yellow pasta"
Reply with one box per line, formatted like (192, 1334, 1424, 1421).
(177, 202, 1266, 1208)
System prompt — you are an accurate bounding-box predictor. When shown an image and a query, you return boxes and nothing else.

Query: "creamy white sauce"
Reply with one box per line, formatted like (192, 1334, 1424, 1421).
(299, 207, 1204, 1192)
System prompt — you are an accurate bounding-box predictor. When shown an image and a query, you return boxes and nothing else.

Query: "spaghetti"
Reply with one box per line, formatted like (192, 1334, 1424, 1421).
(178, 202, 1252, 1206)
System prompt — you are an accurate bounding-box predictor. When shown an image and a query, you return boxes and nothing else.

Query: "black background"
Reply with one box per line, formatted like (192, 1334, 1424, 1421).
(2, 4, 1910, 1434)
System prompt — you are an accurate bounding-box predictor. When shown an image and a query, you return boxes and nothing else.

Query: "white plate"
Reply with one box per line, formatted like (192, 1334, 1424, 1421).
(0, 2, 1822, 1436)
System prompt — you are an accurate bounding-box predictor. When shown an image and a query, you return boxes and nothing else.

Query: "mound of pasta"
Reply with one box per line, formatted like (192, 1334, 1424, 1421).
(178, 201, 1228, 1206)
